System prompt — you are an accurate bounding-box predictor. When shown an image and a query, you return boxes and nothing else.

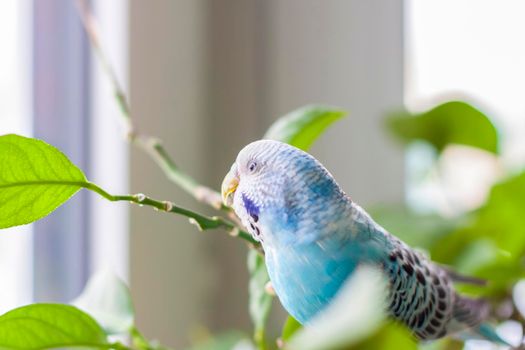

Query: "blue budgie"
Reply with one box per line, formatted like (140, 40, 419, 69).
(221, 140, 507, 344)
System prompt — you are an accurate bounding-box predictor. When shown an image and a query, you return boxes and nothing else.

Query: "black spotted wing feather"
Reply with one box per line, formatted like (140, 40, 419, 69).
(384, 240, 489, 340)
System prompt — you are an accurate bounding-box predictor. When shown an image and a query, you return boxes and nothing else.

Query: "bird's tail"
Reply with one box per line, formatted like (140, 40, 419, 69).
(453, 294, 490, 327)
(453, 295, 512, 346)
(476, 323, 511, 346)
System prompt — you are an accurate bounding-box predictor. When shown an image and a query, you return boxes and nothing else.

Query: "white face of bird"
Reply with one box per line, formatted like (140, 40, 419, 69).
(222, 140, 286, 214)
(221, 140, 346, 245)
(222, 140, 291, 243)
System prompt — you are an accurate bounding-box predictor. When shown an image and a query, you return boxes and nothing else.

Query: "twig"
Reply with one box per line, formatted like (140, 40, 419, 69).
(75, 0, 257, 245)
(74, 0, 132, 135)
(137, 137, 226, 211)
(74, 0, 226, 211)
(83, 181, 257, 245)
(75, 3, 269, 347)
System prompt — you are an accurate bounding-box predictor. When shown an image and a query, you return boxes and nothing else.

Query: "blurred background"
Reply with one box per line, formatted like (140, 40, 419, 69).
(0, 0, 524, 348)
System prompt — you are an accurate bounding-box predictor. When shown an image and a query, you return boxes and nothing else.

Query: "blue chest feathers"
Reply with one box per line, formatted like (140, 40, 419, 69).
(264, 239, 359, 324)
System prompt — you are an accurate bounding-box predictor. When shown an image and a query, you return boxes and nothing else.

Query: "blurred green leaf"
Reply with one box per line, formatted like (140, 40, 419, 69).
(386, 101, 499, 154)
(186, 331, 252, 350)
(281, 316, 302, 342)
(433, 171, 525, 260)
(469, 171, 525, 257)
(0, 304, 108, 349)
(73, 270, 134, 335)
(248, 250, 273, 349)
(0, 134, 87, 228)
(431, 171, 525, 296)
(288, 266, 389, 350)
(347, 323, 417, 350)
(418, 338, 464, 350)
(264, 105, 346, 151)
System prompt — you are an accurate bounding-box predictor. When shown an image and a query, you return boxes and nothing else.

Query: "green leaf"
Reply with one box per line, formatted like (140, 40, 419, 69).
(288, 266, 388, 350)
(247, 250, 272, 349)
(469, 171, 525, 257)
(0, 303, 108, 349)
(73, 270, 134, 335)
(281, 316, 302, 342)
(348, 323, 417, 350)
(0, 134, 87, 228)
(419, 338, 464, 350)
(386, 101, 499, 154)
(264, 105, 347, 151)
(432, 171, 525, 260)
(430, 171, 525, 296)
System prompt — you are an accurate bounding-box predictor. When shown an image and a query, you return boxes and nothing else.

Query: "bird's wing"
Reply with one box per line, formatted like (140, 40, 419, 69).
(349, 203, 498, 342)
(382, 237, 502, 344)
(384, 240, 456, 340)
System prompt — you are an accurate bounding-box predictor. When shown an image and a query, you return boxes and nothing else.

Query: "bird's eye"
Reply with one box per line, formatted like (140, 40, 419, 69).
(248, 161, 257, 173)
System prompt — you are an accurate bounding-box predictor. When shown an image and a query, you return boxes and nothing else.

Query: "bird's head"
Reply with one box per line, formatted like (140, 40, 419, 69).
(221, 140, 347, 245)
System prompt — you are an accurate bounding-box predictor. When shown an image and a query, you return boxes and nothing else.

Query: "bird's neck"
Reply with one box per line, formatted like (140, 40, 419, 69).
(261, 197, 390, 262)
(261, 192, 355, 248)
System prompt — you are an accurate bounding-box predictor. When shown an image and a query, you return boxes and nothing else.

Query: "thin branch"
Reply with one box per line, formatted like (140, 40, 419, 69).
(75, 0, 225, 211)
(75, 4, 269, 348)
(129, 326, 155, 350)
(135, 136, 227, 211)
(75, 0, 131, 135)
(83, 181, 258, 245)
(75, 0, 260, 255)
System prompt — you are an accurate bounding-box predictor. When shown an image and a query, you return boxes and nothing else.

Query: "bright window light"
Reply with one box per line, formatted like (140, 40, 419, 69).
(0, 0, 33, 312)
(405, 0, 525, 215)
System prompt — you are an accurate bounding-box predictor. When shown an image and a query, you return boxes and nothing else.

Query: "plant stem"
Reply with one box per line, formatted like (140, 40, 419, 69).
(75, 0, 258, 248)
(255, 328, 268, 350)
(130, 326, 153, 350)
(133, 136, 228, 211)
(75, 0, 226, 211)
(83, 182, 257, 245)
(75, 4, 269, 346)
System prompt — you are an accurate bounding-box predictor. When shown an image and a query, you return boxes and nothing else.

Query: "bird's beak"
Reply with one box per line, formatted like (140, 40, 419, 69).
(221, 164, 239, 207)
